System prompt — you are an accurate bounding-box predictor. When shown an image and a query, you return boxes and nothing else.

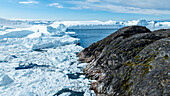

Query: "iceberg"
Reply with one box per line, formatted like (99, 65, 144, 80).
(50, 19, 169, 30)
(65, 32, 78, 37)
(137, 20, 148, 26)
(49, 23, 67, 32)
(31, 35, 80, 50)
(0, 30, 34, 39)
(51, 20, 123, 29)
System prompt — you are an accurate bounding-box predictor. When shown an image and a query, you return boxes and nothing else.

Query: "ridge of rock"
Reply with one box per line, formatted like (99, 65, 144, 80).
(78, 26, 170, 96)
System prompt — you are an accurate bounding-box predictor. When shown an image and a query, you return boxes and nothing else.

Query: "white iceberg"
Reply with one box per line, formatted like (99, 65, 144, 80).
(51, 20, 123, 29)
(0, 30, 34, 39)
(137, 20, 149, 26)
(49, 23, 67, 32)
(31, 35, 80, 50)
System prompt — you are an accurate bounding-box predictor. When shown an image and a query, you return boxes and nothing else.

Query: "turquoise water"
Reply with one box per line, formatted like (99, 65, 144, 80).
(67, 29, 118, 48)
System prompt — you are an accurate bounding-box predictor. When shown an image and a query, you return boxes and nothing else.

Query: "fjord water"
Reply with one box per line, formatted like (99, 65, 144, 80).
(67, 29, 118, 48)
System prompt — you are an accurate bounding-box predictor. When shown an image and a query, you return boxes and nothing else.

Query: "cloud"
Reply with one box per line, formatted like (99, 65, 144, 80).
(19, 0, 39, 4)
(86, 0, 100, 2)
(67, 0, 170, 15)
(105, 0, 170, 10)
(48, 3, 64, 8)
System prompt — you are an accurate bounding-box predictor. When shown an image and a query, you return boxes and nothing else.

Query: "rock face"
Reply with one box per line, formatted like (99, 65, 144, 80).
(78, 26, 170, 96)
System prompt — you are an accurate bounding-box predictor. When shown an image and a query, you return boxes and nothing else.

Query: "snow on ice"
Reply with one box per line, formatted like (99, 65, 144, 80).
(0, 21, 95, 96)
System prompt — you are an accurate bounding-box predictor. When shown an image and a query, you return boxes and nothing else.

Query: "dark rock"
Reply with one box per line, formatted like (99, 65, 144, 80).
(78, 26, 170, 96)
(77, 26, 151, 63)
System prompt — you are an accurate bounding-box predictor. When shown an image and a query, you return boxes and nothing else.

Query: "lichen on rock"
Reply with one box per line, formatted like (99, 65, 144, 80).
(78, 26, 170, 96)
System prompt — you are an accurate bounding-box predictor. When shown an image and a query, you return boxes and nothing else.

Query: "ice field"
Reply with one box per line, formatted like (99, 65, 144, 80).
(0, 20, 95, 96)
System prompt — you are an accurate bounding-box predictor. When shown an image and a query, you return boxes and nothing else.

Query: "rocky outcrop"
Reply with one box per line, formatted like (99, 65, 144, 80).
(78, 26, 170, 96)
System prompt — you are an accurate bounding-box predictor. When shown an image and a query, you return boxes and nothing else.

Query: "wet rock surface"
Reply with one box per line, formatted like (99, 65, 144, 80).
(78, 26, 170, 96)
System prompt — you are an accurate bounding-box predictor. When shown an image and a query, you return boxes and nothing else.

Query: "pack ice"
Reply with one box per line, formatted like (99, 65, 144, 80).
(51, 19, 170, 30)
(0, 21, 95, 96)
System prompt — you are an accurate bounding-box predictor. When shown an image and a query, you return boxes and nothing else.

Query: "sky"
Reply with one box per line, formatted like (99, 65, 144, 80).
(0, 0, 170, 21)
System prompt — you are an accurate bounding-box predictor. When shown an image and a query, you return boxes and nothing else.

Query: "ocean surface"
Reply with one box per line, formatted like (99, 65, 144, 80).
(67, 29, 118, 48)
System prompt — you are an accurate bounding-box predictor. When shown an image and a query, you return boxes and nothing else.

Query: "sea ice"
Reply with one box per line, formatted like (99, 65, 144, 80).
(0, 21, 95, 96)
(0, 30, 34, 39)
(0, 74, 14, 86)
(16, 89, 37, 96)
